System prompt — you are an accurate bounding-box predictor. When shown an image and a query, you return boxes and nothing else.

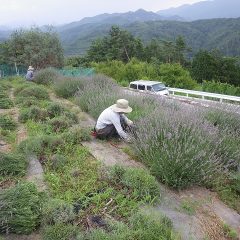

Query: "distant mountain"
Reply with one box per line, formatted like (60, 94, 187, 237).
(58, 9, 183, 32)
(57, 9, 184, 55)
(58, 17, 240, 57)
(157, 0, 240, 20)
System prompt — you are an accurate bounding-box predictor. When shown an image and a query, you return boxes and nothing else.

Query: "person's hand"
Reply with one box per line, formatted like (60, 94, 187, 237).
(127, 119, 133, 126)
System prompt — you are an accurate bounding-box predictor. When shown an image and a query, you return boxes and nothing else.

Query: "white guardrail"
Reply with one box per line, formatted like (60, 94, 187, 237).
(168, 88, 240, 103)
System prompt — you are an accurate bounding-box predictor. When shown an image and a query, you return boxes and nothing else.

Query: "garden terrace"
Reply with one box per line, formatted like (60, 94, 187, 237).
(0, 72, 239, 239)
(1, 76, 179, 240)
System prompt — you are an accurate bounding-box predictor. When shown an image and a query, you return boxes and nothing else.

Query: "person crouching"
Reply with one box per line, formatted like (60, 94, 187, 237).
(95, 99, 134, 142)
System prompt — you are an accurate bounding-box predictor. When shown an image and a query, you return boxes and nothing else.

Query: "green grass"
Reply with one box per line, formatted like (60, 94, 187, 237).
(222, 223, 238, 239)
(44, 145, 102, 201)
(179, 199, 200, 215)
(0, 128, 17, 144)
(25, 120, 51, 136)
(44, 144, 150, 218)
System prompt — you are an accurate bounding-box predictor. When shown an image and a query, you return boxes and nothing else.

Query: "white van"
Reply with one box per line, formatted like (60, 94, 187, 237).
(129, 80, 169, 96)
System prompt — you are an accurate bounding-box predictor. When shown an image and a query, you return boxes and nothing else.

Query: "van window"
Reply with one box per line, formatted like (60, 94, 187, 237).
(152, 83, 166, 92)
(138, 85, 145, 90)
(147, 86, 152, 91)
(130, 84, 137, 89)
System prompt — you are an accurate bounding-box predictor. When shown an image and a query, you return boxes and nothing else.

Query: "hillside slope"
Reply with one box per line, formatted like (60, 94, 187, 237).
(59, 17, 240, 56)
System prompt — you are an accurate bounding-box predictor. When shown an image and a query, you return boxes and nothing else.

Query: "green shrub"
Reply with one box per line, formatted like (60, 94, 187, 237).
(64, 111, 78, 124)
(122, 168, 160, 202)
(129, 211, 175, 240)
(19, 106, 48, 123)
(50, 154, 68, 170)
(34, 68, 60, 85)
(42, 198, 75, 225)
(62, 127, 91, 144)
(0, 152, 27, 176)
(46, 103, 65, 118)
(46, 102, 78, 123)
(202, 80, 240, 96)
(0, 98, 13, 109)
(0, 114, 17, 130)
(159, 63, 197, 89)
(54, 76, 84, 98)
(0, 182, 43, 234)
(47, 116, 72, 133)
(14, 84, 30, 96)
(17, 85, 49, 100)
(0, 82, 11, 90)
(15, 96, 39, 107)
(109, 165, 160, 203)
(42, 223, 78, 240)
(18, 135, 64, 158)
(0, 91, 8, 98)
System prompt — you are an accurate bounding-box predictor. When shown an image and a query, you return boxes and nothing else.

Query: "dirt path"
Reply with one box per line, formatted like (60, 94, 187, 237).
(49, 92, 240, 240)
(155, 185, 240, 240)
(9, 88, 47, 191)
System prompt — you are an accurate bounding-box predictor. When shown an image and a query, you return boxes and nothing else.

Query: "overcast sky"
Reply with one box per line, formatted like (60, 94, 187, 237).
(0, 0, 206, 27)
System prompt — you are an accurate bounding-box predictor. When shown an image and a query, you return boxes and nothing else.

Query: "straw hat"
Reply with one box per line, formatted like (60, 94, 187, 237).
(28, 66, 34, 71)
(111, 99, 132, 113)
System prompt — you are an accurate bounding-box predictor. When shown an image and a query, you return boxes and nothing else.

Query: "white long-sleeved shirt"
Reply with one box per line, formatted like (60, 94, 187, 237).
(96, 107, 130, 139)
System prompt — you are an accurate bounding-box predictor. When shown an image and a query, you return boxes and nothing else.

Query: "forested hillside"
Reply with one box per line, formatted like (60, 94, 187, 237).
(59, 17, 240, 56)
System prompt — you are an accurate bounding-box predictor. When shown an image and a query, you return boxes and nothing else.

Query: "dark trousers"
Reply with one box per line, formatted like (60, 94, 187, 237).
(96, 116, 128, 140)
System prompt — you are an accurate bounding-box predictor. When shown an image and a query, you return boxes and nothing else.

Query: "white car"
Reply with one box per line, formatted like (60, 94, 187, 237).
(129, 80, 169, 96)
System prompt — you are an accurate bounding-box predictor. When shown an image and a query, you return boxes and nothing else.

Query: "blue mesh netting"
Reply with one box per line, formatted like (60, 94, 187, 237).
(0, 64, 27, 77)
(58, 68, 95, 77)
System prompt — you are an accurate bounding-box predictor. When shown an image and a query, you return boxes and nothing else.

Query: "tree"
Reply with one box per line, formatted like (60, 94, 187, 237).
(3, 28, 64, 69)
(191, 50, 218, 83)
(174, 36, 191, 65)
(191, 49, 240, 86)
(86, 26, 144, 63)
(159, 63, 197, 89)
(144, 36, 191, 65)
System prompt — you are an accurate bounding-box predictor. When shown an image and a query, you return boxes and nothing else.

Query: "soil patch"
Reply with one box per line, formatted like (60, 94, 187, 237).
(26, 155, 47, 191)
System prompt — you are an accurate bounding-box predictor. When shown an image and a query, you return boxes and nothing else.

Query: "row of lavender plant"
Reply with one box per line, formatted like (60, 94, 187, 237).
(56, 74, 239, 189)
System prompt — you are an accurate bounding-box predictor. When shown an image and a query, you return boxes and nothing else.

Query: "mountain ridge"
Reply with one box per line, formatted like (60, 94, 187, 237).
(157, 0, 240, 20)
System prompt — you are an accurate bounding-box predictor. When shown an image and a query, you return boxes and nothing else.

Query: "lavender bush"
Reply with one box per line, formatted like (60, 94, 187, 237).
(204, 107, 240, 171)
(54, 76, 84, 98)
(55, 73, 240, 189)
(75, 74, 161, 120)
(132, 105, 227, 189)
(75, 75, 122, 118)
